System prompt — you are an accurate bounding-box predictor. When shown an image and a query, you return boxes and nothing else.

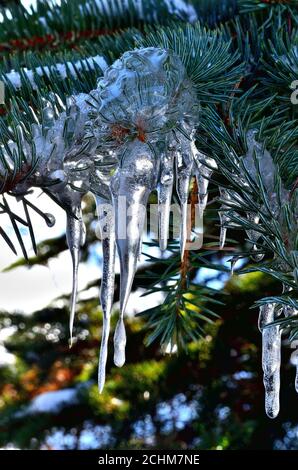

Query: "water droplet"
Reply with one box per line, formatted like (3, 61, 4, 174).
(44, 213, 56, 227)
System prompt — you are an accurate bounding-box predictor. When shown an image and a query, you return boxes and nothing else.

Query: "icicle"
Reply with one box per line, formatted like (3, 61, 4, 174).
(95, 196, 116, 392)
(282, 285, 298, 393)
(67, 203, 85, 347)
(54, 189, 85, 347)
(157, 150, 174, 251)
(218, 187, 232, 250)
(219, 220, 227, 250)
(259, 304, 281, 418)
(190, 152, 216, 249)
(111, 141, 157, 367)
(194, 152, 217, 218)
(229, 257, 239, 276)
(244, 130, 290, 216)
(175, 144, 192, 259)
(138, 230, 144, 262)
(245, 130, 277, 196)
(290, 344, 298, 394)
(113, 317, 126, 367)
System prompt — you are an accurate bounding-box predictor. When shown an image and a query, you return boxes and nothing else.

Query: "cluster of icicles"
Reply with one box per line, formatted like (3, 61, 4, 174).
(0, 47, 296, 415)
(1, 47, 216, 391)
(218, 130, 298, 419)
(259, 300, 298, 419)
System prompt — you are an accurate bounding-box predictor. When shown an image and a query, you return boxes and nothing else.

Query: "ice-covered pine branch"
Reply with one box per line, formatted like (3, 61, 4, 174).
(2, 55, 108, 91)
(213, 129, 298, 418)
(0, 45, 297, 418)
(0, 47, 217, 392)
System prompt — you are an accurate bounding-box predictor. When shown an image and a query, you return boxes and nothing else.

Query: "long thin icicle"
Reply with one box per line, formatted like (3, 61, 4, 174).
(175, 144, 192, 259)
(67, 211, 84, 346)
(291, 346, 298, 394)
(95, 196, 116, 392)
(60, 190, 85, 347)
(283, 285, 298, 393)
(111, 141, 157, 367)
(259, 303, 281, 419)
(158, 151, 174, 251)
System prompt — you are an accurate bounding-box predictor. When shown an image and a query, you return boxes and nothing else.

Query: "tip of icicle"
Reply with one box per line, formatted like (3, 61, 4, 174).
(266, 410, 279, 419)
(219, 229, 226, 250)
(114, 356, 125, 368)
(265, 399, 279, 419)
(113, 318, 126, 368)
(159, 241, 167, 252)
(98, 380, 105, 394)
(69, 310, 75, 348)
